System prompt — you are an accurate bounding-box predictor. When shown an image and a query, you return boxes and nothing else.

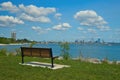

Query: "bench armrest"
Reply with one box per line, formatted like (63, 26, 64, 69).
(52, 56, 59, 59)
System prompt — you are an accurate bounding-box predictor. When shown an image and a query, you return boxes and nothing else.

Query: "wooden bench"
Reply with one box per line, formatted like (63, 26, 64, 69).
(21, 47, 58, 68)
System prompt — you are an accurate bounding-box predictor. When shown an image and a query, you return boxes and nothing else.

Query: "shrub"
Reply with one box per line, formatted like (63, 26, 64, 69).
(102, 57, 109, 64)
(60, 42, 70, 60)
(0, 48, 7, 56)
(15, 48, 21, 56)
(29, 42, 36, 47)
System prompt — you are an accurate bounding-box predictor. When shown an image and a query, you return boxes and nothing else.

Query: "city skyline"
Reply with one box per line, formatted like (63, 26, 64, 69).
(0, 0, 120, 42)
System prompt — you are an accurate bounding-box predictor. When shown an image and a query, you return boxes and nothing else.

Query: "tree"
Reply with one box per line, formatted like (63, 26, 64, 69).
(60, 42, 70, 60)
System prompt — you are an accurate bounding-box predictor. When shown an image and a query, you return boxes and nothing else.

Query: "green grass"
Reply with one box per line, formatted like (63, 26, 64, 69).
(0, 56, 120, 80)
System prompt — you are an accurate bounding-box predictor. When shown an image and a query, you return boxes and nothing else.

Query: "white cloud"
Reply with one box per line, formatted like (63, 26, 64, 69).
(53, 23, 71, 31)
(53, 24, 63, 30)
(19, 4, 56, 16)
(78, 27, 84, 31)
(32, 26, 51, 34)
(63, 23, 71, 28)
(46, 28, 51, 31)
(0, 1, 57, 23)
(87, 28, 96, 33)
(18, 4, 56, 23)
(55, 13, 62, 20)
(97, 26, 111, 31)
(0, 1, 19, 13)
(20, 13, 51, 23)
(83, 31, 87, 34)
(74, 10, 110, 31)
(0, 15, 24, 27)
(32, 26, 41, 30)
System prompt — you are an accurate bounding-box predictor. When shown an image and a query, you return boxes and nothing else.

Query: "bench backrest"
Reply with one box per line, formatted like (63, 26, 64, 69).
(21, 47, 53, 58)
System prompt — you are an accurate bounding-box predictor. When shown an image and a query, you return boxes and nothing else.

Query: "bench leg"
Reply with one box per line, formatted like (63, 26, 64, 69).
(22, 56, 24, 64)
(51, 58, 54, 68)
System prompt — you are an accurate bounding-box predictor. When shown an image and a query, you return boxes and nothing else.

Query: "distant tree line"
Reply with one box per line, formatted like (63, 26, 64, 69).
(0, 37, 12, 44)
(0, 37, 35, 44)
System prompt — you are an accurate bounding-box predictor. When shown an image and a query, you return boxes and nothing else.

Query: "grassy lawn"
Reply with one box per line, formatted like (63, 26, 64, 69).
(0, 56, 120, 80)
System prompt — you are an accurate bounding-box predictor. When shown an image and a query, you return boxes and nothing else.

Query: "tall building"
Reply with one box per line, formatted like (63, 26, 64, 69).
(97, 38, 101, 43)
(11, 32, 16, 40)
(95, 38, 101, 43)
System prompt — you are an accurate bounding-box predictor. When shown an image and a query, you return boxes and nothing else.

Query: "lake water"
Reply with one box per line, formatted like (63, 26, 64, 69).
(0, 43, 120, 61)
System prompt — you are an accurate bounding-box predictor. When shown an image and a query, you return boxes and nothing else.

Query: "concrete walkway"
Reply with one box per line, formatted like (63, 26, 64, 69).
(19, 61, 70, 70)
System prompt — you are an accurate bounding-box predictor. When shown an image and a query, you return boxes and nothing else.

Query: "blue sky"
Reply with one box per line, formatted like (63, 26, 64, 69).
(0, 0, 120, 42)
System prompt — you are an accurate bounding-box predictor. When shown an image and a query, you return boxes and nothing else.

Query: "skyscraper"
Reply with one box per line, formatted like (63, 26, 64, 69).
(11, 32, 16, 40)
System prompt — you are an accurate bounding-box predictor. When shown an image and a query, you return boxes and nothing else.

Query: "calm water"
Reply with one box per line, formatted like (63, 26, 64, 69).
(0, 43, 120, 61)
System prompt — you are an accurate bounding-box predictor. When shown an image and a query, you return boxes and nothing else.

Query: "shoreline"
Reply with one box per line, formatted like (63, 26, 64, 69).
(0, 44, 7, 46)
(72, 57, 120, 64)
(0, 43, 25, 46)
